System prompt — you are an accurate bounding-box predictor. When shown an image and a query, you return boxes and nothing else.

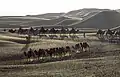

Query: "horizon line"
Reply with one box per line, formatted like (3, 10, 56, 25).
(0, 8, 119, 17)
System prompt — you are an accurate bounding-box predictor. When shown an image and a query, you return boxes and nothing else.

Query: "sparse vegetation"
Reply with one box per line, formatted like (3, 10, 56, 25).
(0, 31, 120, 77)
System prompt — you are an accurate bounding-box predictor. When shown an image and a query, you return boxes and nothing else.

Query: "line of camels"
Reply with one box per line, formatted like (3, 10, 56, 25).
(6, 27, 120, 43)
(23, 42, 90, 62)
(7, 27, 86, 39)
(6, 27, 120, 44)
(8, 27, 79, 35)
(96, 29, 120, 43)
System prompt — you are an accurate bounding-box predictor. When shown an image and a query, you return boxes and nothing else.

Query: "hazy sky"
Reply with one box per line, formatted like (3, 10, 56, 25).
(0, 0, 120, 16)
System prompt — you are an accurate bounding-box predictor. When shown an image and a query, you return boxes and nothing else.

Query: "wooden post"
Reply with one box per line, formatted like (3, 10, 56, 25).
(83, 32, 86, 38)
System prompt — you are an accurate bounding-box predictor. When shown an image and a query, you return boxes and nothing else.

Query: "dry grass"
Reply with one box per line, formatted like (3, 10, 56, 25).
(0, 32, 120, 77)
(0, 56, 120, 77)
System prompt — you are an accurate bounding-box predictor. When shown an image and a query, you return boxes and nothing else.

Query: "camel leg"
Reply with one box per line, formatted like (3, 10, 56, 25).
(88, 47, 90, 52)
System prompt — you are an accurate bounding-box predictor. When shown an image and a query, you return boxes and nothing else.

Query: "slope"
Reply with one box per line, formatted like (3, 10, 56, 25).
(65, 8, 109, 20)
(0, 16, 48, 28)
(69, 10, 120, 29)
(21, 17, 70, 27)
(27, 13, 65, 19)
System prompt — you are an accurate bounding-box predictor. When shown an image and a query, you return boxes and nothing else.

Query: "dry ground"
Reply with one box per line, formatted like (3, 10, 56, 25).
(0, 32, 120, 77)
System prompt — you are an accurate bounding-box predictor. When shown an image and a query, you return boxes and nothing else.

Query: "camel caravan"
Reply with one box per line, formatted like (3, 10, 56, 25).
(23, 42, 90, 62)
(5, 26, 120, 62)
(97, 29, 120, 43)
(6, 26, 120, 44)
(5, 27, 91, 62)
(6, 27, 83, 39)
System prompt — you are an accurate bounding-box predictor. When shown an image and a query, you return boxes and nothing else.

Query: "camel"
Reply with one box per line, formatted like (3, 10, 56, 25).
(80, 42, 90, 52)
(114, 30, 120, 37)
(104, 29, 114, 38)
(49, 35, 58, 39)
(23, 48, 35, 62)
(96, 29, 105, 38)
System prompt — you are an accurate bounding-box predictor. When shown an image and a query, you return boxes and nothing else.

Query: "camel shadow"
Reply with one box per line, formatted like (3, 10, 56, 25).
(21, 43, 30, 52)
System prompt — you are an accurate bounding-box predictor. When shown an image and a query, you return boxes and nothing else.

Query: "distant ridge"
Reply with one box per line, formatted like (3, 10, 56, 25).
(27, 13, 65, 19)
(0, 8, 120, 29)
(68, 10, 120, 29)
